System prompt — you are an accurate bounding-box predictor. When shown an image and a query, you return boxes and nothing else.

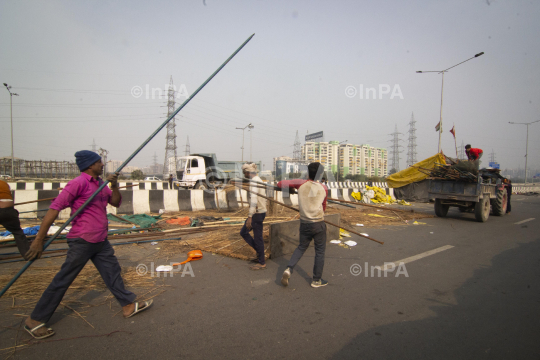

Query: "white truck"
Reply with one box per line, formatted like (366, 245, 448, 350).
(176, 153, 262, 190)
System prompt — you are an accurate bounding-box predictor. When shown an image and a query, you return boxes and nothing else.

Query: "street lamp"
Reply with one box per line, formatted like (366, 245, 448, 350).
(337, 140, 348, 183)
(509, 119, 540, 184)
(248, 123, 254, 162)
(3, 83, 19, 179)
(235, 123, 253, 162)
(417, 52, 484, 153)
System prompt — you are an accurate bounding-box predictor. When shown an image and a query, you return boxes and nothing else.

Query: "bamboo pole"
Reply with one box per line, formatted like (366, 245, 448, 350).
(0, 33, 256, 298)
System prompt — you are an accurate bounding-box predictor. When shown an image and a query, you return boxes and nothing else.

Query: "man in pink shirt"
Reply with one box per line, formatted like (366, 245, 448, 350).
(24, 150, 152, 340)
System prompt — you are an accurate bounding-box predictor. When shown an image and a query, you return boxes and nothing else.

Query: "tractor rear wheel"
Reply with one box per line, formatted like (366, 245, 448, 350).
(492, 189, 507, 216)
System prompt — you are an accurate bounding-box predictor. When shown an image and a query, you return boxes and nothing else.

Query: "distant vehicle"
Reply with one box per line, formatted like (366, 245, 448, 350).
(176, 153, 262, 190)
(144, 176, 161, 181)
(0, 175, 11, 180)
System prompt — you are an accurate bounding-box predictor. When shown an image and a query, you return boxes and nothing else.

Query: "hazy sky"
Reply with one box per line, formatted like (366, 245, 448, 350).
(1, 0, 539, 174)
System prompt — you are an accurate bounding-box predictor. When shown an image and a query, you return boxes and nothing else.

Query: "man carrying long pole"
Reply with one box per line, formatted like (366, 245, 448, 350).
(277, 162, 329, 288)
(24, 151, 152, 339)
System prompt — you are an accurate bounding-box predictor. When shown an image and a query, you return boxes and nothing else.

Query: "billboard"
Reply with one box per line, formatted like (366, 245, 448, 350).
(305, 131, 324, 142)
(488, 162, 500, 169)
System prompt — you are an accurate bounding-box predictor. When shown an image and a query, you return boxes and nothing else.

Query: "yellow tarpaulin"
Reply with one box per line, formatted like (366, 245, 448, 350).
(386, 153, 446, 188)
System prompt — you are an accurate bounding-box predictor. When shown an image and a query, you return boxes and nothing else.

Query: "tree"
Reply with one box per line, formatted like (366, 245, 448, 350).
(131, 169, 144, 180)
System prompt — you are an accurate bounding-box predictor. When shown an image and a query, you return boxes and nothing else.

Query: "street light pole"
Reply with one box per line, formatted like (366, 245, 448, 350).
(417, 52, 484, 153)
(236, 123, 253, 163)
(4, 83, 19, 179)
(509, 119, 540, 184)
(248, 123, 254, 162)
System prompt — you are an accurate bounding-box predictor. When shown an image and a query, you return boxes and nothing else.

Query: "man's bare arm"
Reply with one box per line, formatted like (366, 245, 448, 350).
(25, 209, 60, 260)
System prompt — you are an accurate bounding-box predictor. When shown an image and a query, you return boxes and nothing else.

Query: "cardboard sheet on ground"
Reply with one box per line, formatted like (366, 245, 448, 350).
(386, 153, 446, 188)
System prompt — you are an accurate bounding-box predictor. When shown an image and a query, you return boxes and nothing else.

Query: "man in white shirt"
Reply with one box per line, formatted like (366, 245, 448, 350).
(240, 162, 267, 270)
(277, 162, 329, 288)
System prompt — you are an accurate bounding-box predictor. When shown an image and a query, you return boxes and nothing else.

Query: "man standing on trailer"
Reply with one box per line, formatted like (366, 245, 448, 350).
(465, 144, 483, 161)
(24, 150, 152, 340)
(277, 162, 329, 288)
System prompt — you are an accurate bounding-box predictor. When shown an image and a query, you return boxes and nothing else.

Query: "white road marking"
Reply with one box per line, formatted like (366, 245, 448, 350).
(380, 245, 455, 271)
(514, 218, 535, 225)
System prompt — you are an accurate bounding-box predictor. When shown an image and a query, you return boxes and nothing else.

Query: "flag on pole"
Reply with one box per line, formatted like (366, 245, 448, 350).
(450, 125, 456, 138)
(435, 121, 441, 132)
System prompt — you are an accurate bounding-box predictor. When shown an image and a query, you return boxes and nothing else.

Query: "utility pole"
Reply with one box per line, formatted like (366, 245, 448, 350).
(4, 83, 19, 178)
(236, 123, 252, 162)
(389, 124, 403, 173)
(249, 123, 254, 162)
(509, 119, 540, 184)
(406, 112, 418, 167)
(417, 52, 484, 153)
(163, 76, 178, 178)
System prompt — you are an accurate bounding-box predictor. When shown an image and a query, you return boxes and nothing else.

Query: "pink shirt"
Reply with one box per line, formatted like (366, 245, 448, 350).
(50, 173, 121, 243)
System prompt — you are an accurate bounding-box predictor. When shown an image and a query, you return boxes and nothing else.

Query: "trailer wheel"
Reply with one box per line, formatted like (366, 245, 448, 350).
(474, 196, 490, 222)
(492, 188, 507, 216)
(434, 199, 449, 217)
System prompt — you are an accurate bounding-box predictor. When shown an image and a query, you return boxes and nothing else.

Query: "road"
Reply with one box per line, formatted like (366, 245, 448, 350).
(1, 195, 539, 359)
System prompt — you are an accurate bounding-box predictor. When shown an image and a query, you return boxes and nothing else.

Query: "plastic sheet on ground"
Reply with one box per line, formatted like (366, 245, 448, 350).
(366, 186, 395, 204)
(107, 214, 161, 228)
(386, 153, 446, 188)
(166, 216, 191, 225)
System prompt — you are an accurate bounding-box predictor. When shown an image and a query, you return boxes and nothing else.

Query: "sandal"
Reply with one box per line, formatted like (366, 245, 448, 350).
(124, 300, 153, 318)
(24, 323, 55, 340)
(249, 264, 267, 270)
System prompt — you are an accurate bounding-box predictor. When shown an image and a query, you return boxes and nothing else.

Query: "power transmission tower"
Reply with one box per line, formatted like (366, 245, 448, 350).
(163, 76, 178, 178)
(293, 130, 302, 160)
(406, 112, 418, 167)
(98, 148, 109, 174)
(184, 136, 190, 156)
(90, 139, 97, 153)
(152, 152, 158, 174)
(388, 124, 404, 173)
(458, 140, 466, 160)
(490, 149, 496, 164)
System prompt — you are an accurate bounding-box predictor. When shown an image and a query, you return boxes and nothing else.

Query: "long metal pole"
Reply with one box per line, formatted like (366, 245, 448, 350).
(525, 123, 529, 184)
(438, 72, 445, 153)
(241, 129, 245, 162)
(250, 127, 252, 162)
(0, 33, 255, 298)
(10, 94, 14, 178)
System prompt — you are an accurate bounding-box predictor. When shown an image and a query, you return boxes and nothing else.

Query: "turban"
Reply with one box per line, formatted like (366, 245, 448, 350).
(75, 150, 102, 171)
(241, 162, 258, 173)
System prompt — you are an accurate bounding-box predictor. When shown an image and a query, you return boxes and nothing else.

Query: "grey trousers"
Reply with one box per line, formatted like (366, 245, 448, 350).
(288, 221, 326, 281)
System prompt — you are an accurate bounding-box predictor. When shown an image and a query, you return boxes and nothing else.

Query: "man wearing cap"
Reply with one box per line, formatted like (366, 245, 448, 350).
(465, 144, 483, 161)
(240, 162, 267, 270)
(24, 150, 152, 340)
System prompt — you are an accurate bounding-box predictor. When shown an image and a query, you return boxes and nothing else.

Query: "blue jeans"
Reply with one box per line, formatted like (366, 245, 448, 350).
(240, 212, 266, 265)
(31, 238, 136, 323)
(288, 221, 327, 281)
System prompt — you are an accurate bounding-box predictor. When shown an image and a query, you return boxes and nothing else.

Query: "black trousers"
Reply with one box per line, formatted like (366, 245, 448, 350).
(31, 238, 136, 323)
(240, 212, 266, 265)
(0, 207, 30, 257)
(507, 183, 512, 213)
(288, 221, 327, 281)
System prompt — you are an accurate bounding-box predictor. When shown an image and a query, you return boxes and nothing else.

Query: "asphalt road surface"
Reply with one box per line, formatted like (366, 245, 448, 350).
(1, 195, 539, 359)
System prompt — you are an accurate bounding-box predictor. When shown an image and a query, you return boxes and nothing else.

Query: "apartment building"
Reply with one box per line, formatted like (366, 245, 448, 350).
(302, 142, 387, 177)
